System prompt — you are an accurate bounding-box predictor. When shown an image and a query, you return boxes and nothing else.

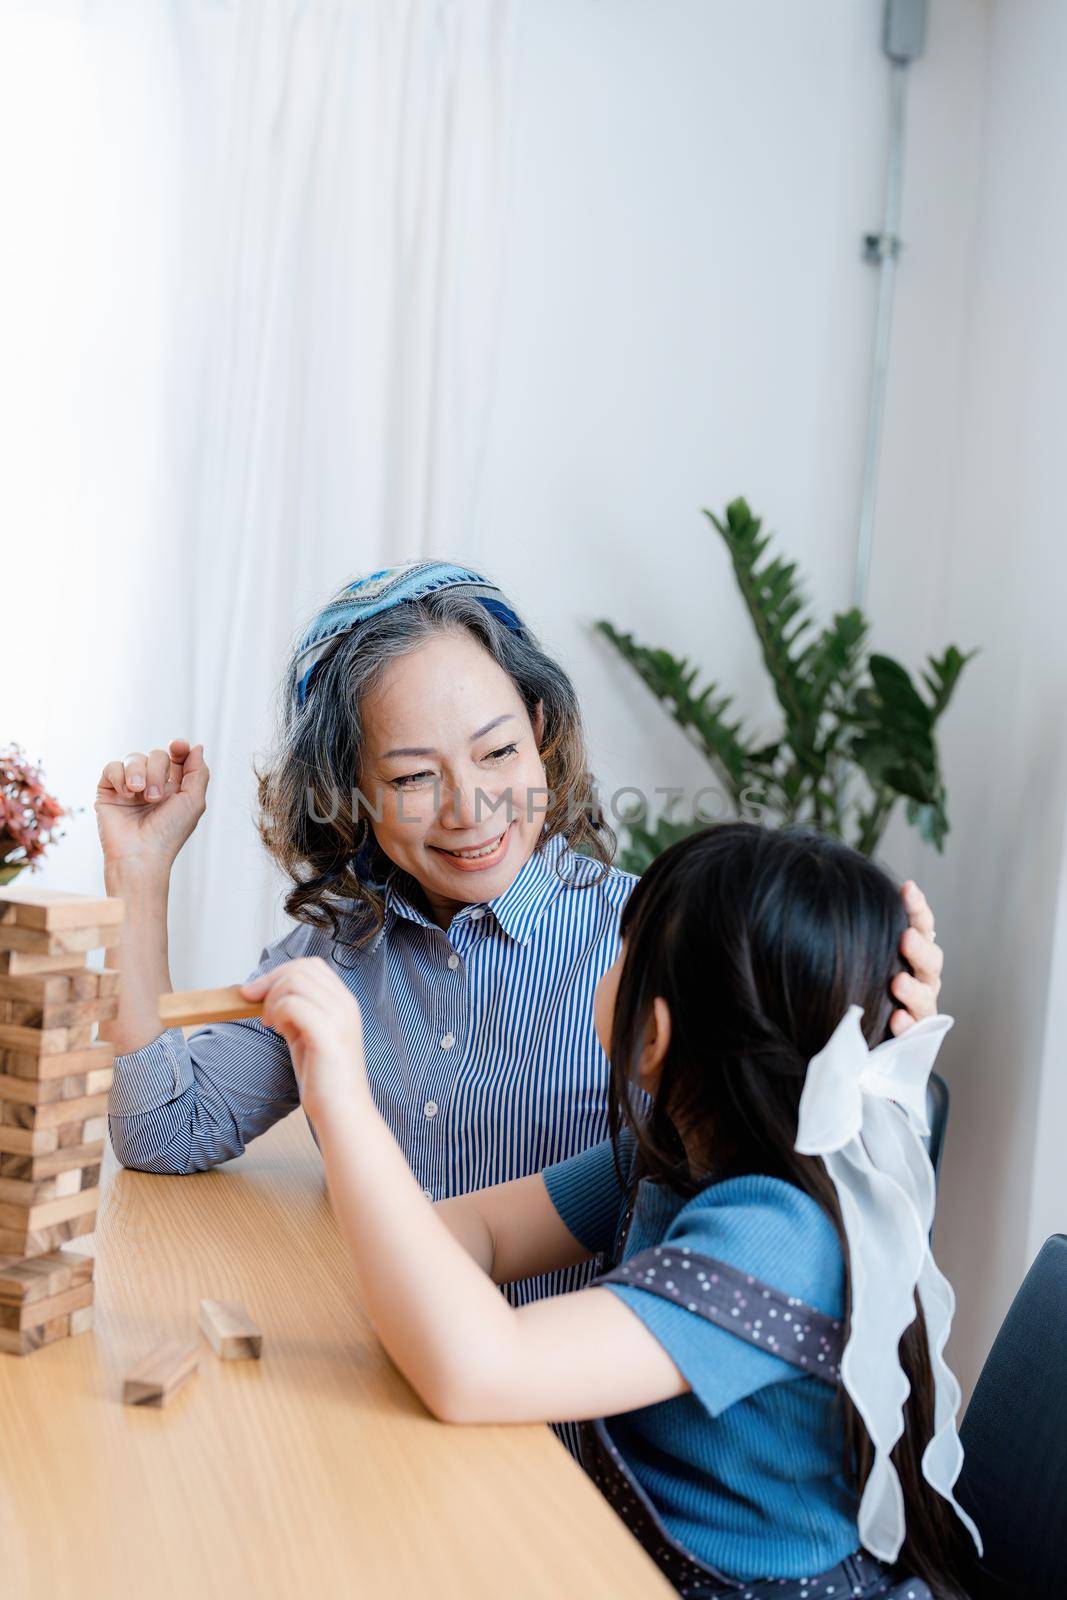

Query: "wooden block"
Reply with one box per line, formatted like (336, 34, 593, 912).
(199, 1299, 262, 1361)
(1, 1092, 109, 1131)
(0, 972, 74, 1004)
(97, 968, 120, 997)
(123, 1340, 199, 1406)
(0, 889, 123, 931)
(2, 1043, 116, 1081)
(0, 1067, 111, 1106)
(0, 995, 118, 1029)
(0, 1167, 92, 1206)
(0, 1022, 77, 1055)
(0, 1071, 94, 1106)
(0, 1310, 72, 1356)
(70, 1303, 94, 1335)
(0, 1186, 100, 1233)
(0, 1141, 104, 1182)
(44, 1118, 106, 1152)
(0, 1279, 93, 1332)
(0, 1124, 58, 1156)
(0, 950, 90, 976)
(159, 986, 264, 1029)
(0, 921, 119, 953)
(0, 1211, 94, 1258)
(0, 924, 119, 956)
(0, 1248, 94, 1308)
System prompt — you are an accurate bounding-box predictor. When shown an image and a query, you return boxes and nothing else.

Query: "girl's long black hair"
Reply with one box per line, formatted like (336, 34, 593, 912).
(606, 822, 973, 1600)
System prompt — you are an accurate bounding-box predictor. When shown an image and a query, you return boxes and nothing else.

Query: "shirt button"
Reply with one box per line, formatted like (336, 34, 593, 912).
(440, 1032, 455, 1049)
(423, 1187, 434, 1201)
(447, 952, 460, 970)
(469, 908, 485, 921)
(424, 1100, 438, 1119)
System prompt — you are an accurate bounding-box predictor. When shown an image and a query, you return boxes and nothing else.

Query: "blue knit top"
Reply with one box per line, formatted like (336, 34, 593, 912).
(541, 1136, 859, 1582)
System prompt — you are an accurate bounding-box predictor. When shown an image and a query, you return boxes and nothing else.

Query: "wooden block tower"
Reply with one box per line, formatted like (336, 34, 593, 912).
(0, 887, 122, 1356)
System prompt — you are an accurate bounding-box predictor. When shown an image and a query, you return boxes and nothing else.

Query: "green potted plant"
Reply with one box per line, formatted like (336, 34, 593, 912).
(597, 497, 974, 875)
(0, 744, 70, 884)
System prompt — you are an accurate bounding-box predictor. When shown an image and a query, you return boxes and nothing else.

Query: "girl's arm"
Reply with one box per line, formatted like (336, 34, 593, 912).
(242, 959, 689, 1425)
(317, 1100, 688, 1423)
(434, 1173, 593, 1284)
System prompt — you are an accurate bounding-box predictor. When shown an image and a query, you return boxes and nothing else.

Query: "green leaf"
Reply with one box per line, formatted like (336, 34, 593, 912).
(595, 619, 749, 794)
(614, 813, 708, 876)
(703, 499, 821, 764)
(905, 797, 950, 852)
(802, 608, 868, 719)
(921, 644, 978, 722)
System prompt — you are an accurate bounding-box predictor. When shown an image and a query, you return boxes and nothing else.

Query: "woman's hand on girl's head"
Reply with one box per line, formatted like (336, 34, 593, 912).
(240, 958, 369, 1121)
(890, 880, 944, 1035)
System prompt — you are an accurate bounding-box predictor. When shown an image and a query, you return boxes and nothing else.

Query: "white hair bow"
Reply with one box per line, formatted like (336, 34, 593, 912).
(795, 1005, 983, 1564)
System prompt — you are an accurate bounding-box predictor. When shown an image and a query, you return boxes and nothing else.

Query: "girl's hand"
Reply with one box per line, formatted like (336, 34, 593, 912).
(95, 739, 209, 877)
(240, 958, 368, 1122)
(890, 880, 944, 1035)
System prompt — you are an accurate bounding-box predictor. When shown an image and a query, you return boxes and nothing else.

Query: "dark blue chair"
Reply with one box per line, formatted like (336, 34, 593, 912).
(956, 1234, 1067, 1598)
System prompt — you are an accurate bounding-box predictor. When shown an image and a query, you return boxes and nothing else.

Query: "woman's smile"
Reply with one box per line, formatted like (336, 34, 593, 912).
(429, 821, 515, 870)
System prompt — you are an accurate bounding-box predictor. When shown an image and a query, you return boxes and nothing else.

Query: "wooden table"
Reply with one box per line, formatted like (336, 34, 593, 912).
(0, 1113, 671, 1598)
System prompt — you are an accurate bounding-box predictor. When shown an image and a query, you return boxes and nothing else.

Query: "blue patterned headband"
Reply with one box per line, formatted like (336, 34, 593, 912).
(293, 560, 525, 709)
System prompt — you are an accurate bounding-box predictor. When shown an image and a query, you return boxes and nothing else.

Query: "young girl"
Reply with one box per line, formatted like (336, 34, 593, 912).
(242, 822, 981, 1600)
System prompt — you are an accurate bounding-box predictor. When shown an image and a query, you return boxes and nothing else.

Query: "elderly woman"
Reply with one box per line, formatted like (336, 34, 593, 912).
(97, 562, 943, 1324)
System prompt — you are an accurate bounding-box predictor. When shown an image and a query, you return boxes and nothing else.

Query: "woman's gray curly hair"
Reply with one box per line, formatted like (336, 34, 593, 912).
(255, 582, 616, 952)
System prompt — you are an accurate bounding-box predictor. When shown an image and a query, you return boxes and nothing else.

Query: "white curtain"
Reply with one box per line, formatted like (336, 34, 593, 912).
(1, 0, 517, 987)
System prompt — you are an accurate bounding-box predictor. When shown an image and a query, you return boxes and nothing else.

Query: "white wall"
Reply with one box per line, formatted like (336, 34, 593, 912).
(873, 0, 1067, 1392)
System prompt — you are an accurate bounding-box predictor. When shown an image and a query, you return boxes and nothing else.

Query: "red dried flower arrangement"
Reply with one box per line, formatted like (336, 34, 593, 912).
(0, 744, 70, 873)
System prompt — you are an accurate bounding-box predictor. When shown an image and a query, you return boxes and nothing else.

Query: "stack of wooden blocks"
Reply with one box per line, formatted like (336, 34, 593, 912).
(0, 887, 122, 1356)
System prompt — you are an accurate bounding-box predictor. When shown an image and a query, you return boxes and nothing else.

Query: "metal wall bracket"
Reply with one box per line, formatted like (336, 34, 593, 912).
(863, 232, 903, 264)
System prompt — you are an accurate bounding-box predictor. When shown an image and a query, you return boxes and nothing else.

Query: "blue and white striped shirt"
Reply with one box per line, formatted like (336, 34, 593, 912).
(110, 830, 637, 1312)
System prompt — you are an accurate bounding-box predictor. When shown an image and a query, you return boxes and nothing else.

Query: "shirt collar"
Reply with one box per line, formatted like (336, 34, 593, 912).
(379, 829, 573, 949)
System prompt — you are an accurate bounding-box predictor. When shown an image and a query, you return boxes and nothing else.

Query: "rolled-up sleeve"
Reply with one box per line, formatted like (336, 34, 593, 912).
(107, 929, 308, 1174)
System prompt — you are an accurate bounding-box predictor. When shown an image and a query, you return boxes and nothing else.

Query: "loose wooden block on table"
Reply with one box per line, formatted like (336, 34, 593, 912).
(159, 985, 265, 1029)
(123, 1340, 200, 1407)
(199, 1299, 262, 1361)
(0, 889, 124, 932)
